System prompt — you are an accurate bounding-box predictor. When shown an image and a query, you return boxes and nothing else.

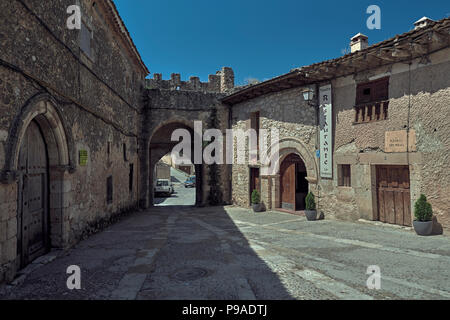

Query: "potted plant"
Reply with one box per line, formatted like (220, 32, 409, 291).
(305, 192, 317, 221)
(413, 194, 433, 236)
(251, 189, 263, 212)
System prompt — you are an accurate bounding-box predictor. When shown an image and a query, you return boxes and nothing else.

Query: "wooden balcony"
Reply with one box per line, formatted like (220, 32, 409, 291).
(353, 100, 389, 124)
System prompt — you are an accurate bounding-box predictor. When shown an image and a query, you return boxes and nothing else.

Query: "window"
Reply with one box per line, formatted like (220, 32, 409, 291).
(250, 112, 260, 160)
(123, 143, 127, 162)
(338, 164, 351, 187)
(354, 77, 389, 124)
(80, 21, 92, 57)
(107, 176, 113, 204)
(129, 164, 134, 193)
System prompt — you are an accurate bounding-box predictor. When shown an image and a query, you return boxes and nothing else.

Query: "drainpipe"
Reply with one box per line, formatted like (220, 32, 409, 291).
(314, 83, 321, 214)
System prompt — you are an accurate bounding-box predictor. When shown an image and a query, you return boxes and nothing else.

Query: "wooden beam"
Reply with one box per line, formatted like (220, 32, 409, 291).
(392, 47, 411, 58)
(411, 42, 428, 55)
(373, 48, 396, 62)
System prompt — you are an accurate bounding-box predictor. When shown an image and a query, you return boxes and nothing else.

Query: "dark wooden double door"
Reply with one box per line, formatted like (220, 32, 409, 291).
(280, 154, 308, 211)
(17, 120, 50, 268)
(376, 165, 411, 226)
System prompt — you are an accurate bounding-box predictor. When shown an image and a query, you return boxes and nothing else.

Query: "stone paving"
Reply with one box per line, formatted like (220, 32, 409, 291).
(1, 205, 450, 300)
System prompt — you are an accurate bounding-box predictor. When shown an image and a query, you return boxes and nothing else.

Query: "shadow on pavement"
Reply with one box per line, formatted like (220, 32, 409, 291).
(1, 205, 293, 300)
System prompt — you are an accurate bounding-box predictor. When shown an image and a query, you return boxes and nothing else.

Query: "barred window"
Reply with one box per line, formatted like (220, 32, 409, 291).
(338, 164, 351, 187)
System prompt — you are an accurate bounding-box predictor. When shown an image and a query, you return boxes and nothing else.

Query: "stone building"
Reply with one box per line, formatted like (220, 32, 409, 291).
(0, 0, 235, 283)
(223, 17, 450, 232)
(0, 0, 149, 282)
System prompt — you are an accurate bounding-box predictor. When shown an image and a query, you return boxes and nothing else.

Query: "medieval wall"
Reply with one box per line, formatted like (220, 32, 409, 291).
(230, 86, 318, 209)
(320, 46, 450, 229)
(141, 73, 233, 208)
(0, 0, 146, 281)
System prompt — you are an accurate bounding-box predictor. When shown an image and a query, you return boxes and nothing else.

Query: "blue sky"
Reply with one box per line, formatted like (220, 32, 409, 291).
(114, 0, 449, 85)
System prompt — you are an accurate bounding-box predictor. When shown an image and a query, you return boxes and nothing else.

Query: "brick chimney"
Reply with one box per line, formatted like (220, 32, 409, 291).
(414, 17, 435, 30)
(350, 33, 368, 53)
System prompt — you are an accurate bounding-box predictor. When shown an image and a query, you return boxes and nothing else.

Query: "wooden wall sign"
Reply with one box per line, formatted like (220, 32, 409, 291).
(385, 130, 416, 153)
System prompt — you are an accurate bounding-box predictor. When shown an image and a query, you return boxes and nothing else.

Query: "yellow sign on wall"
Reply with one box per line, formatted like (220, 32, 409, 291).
(79, 149, 88, 166)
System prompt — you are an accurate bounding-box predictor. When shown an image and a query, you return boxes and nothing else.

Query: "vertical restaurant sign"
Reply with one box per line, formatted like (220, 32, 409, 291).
(319, 84, 332, 179)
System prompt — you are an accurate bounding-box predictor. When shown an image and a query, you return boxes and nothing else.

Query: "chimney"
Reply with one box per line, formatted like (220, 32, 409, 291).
(414, 17, 434, 30)
(350, 33, 368, 53)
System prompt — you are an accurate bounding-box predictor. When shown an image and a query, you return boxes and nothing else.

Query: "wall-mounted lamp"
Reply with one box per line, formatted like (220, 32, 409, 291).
(302, 88, 315, 103)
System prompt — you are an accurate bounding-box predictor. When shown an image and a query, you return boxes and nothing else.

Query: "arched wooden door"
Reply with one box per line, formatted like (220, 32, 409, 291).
(17, 120, 50, 268)
(280, 153, 308, 211)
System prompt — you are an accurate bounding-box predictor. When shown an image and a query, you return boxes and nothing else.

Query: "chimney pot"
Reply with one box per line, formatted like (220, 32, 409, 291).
(414, 17, 434, 30)
(350, 33, 369, 53)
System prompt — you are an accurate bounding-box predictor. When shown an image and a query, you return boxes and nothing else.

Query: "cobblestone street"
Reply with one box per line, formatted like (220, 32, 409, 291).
(1, 206, 450, 300)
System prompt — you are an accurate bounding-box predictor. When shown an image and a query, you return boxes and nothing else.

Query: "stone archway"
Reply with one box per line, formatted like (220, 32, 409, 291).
(147, 121, 203, 207)
(261, 137, 318, 210)
(2, 95, 73, 269)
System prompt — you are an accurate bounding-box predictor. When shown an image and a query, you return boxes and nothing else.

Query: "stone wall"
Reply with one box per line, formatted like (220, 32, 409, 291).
(320, 47, 450, 228)
(146, 67, 234, 93)
(0, 0, 146, 282)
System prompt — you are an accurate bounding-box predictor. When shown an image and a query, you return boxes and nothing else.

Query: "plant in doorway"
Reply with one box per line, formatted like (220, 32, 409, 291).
(305, 192, 317, 221)
(413, 194, 433, 236)
(251, 189, 264, 212)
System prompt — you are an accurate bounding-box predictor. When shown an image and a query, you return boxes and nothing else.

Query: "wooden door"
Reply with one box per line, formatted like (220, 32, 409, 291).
(280, 155, 296, 211)
(17, 120, 49, 268)
(376, 165, 411, 226)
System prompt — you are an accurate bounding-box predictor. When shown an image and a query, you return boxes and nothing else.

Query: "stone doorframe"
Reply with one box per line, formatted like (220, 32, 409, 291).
(1, 94, 75, 251)
(261, 137, 318, 210)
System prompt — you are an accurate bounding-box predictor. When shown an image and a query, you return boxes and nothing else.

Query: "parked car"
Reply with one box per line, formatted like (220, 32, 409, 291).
(154, 179, 174, 196)
(184, 177, 196, 188)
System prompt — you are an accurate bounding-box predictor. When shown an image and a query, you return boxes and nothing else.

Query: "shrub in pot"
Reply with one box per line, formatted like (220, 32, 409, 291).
(305, 192, 317, 221)
(413, 194, 433, 236)
(251, 189, 263, 212)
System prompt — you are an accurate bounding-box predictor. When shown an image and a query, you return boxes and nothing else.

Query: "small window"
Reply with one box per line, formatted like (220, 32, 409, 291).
(129, 164, 134, 193)
(107, 176, 113, 204)
(338, 164, 351, 187)
(80, 21, 92, 57)
(123, 143, 127, 162)
(250, 111, 260, 160)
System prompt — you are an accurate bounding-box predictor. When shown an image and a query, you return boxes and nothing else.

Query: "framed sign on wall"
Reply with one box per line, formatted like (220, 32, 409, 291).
(319, 84, 332, 179)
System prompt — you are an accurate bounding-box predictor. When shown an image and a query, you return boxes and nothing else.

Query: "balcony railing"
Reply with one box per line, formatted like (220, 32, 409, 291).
(353, 100, 389, 124)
